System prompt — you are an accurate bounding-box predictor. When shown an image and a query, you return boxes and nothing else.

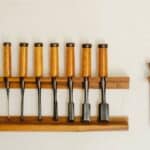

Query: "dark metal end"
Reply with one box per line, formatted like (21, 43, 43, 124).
(20, 116, 24, 121)
(38, 117, 42, 121)
(20, 42, 28, 47)
(66, 43, 75, 47)
(7, 116, 10, 120)
(34, 43, 43, 47)
(53, 117, 58, 121)
(68, 103, 75, 122)
(82, 103, 91, 122)
(99, 103, 109, 122)
(3, 42, 11, 46)
(82, 43, 92, 48)
(98, 43, 108, 48)
(50, 43, 59, 47)
(53, 101, 58, 121)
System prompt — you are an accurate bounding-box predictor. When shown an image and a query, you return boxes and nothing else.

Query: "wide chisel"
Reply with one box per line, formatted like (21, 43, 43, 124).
(66, 43, 75, 122)
(81, 43, 92, 122)
(98, 43, 109, 122)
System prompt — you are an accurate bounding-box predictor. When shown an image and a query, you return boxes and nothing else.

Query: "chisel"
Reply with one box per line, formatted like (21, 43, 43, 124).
(3, 42, 11, 119)
(34, 43, 43, 121)
(50, 43, 59, 121)
(66, 43, 75, 122)
(19, 43, 28, 120)
(98, 43, 109, 122)
(81, 43, 92, 122)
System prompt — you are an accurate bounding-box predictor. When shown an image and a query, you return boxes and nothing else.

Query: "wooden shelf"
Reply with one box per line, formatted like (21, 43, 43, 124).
(0, 76, 129, 131)
(0, 116, 128, 131)
(0, 76, 129, 89)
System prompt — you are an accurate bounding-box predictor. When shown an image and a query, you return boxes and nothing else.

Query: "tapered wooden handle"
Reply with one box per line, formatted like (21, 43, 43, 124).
(50, 43, 59, 77)
(34, 43, 43, 77)
(66, 43, 75, 77)
(3, 42, 11, 77)
(19, 43, 28, 77)
(81, 44, 92, 77)
(98, 44, 108, 77)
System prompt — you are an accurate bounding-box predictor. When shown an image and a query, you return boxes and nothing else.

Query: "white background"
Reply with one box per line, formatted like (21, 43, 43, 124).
(0, 0, 149, 149)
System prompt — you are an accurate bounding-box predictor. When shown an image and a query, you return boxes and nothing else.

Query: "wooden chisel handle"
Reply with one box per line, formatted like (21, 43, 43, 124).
(19, 43, 28, 77)
(81, 44, 92, 77)
(98, 44, 108, 77)
(34, 43, 43, 77)
(50, 43, 59, 77)
(3, 42, 11, 77)
(66, 43, 75, 77)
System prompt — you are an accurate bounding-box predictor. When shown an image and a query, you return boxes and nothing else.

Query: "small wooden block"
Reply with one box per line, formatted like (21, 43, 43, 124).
(0, 76, 129, 89)
(0, 116, 128, 132)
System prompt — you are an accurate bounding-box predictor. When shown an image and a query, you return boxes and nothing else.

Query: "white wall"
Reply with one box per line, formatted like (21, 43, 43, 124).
(0, 0, 149, 149)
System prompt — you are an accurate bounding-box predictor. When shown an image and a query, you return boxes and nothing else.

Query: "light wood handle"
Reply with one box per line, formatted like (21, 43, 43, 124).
(3, 42, 11, 77)
(34, 43, 43, 77)
(81, 44, 92, 77)
(19, 43, 28, 77)
(50, 43, 59, 77)
(66, 43, 75, 77)
(98, 44, 108, 77)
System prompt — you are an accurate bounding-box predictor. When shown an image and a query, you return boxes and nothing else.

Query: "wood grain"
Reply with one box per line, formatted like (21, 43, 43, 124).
(66, 45, 75, 77)
(3, 43, 11, 77)
(19, 44, 28, 77)
(0, 76, 129, 89)
(50, 45, 59, 77)
(98, 46, 108, 77)
(34, 44, 43, 77)
(0, 116, 128, 131)
(81, 47, 91, 77)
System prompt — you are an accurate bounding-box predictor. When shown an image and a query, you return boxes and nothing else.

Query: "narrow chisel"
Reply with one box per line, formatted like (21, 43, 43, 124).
(50, 43, 59, 121)
(34, 43, 43, 121)
(98, 43, 109, 122)
(3, 42, 11, 119)
(19, 42, 28, 120)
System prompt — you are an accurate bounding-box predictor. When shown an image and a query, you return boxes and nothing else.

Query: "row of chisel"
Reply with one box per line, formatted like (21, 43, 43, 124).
(2, 42, 109, 122)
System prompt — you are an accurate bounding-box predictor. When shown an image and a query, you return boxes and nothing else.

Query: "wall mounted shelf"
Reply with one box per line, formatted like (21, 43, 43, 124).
(0, 76, 129, 89)
(0, 116, 128, 132)
(0, 76, 129, 132)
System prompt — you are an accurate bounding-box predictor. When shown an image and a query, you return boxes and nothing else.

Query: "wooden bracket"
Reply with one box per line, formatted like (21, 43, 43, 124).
(0, 76, 129, 131)
(0, 116, 128, 131)
(0, 76, 129, 89)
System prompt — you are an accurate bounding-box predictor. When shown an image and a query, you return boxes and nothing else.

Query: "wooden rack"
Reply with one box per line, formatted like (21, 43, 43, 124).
(0, 116, 128, 132)
(0, 76, 129, 89)
(0, 76, 129, 132)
